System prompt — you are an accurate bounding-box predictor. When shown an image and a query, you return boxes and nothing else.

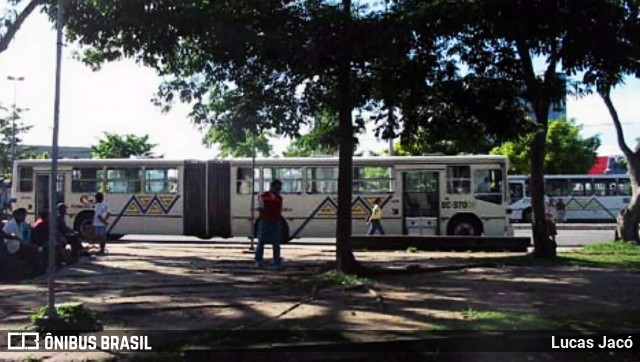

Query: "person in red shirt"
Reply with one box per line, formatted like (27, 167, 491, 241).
(255, 179, 284, 269)
(32, 210, 71, 266)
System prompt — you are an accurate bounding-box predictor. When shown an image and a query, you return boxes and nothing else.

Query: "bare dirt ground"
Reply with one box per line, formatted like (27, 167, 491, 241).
(1, 241, 639, 361)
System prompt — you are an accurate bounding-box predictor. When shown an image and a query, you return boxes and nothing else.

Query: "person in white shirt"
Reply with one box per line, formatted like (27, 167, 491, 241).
(93, 192, 111, 255)
(3, 208, 45, 274)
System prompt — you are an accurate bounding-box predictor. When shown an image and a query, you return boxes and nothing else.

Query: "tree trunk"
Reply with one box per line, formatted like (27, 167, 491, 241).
(335, 0, 359, 273)
(530, 120, 556, 258)
(616, 154, 640, 243)
(601, 91, 640, 243)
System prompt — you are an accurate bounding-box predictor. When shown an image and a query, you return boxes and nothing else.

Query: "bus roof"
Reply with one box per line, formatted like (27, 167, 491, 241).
(15, 155, 508, 168)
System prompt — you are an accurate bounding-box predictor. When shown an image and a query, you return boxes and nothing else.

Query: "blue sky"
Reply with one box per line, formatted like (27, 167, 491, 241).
(0, 11, 638, 159)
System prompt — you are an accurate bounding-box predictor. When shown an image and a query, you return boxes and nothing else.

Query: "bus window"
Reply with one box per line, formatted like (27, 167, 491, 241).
(236, 167, 260, 195)
(307, 167, 338, 194)
(353, 167, 394, 194)
(570, 180, 593, 196)
(545, 179, 571, 196)
(106, 168, 142, 193)
(447, 166, 470, 194)
(144, 168, 178, 194)
(264, 167, 303, 194)
(608, 180, 619, 196)
(18, 167, 34, 192)
(618, 179, 632, 196)
(474, 169, 503, 204)
(593, 179, 615, 197)
(509, 182, 524, 203)
(72, 168, 103, 193)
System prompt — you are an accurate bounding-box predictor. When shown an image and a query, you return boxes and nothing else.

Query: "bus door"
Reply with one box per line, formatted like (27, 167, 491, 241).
(401, 170, 440, 235)
(33, 172, 66, 218)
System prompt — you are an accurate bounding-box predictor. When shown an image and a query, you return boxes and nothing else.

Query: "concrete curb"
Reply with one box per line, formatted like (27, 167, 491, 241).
(512, 223, 615, 231)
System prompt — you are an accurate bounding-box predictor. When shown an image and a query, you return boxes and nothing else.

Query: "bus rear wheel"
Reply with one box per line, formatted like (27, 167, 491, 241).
(73, 211, 95, 240)
(448, 215, 482, 236)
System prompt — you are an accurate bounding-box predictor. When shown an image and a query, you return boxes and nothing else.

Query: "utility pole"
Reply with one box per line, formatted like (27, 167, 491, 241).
(45, 0, 65, 321)
(249, 123, 257, 251)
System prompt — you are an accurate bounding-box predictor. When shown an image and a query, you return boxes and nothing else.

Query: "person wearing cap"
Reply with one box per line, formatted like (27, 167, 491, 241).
(56, 203, 87, 257)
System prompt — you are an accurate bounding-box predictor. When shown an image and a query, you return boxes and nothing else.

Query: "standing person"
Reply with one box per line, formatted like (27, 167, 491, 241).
(366, 197, 385, 235)
(255, 179, 284, 269)
(556, 198, 566, 223)
(545, 212, 558, 246)
(93, 192, 111, 255)
(546, 197, 557, 222)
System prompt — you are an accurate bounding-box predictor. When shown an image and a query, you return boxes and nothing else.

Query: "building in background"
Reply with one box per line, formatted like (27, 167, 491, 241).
(588, 155, 627, 175)
(20, 145, 92, 159)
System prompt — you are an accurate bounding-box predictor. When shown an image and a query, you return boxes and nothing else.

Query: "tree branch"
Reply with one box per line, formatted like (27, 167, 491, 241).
(0, 0, 44, 55)
(600, 88, 634, 157)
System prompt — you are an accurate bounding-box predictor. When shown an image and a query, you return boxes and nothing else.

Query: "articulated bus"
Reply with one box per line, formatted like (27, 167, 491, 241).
(507, 174, 632, 222)
(11, 156, 513, 240)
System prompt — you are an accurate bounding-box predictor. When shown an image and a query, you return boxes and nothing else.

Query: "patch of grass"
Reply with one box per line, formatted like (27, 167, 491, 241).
(30, 302, 102, 332)
(302, 269, 373, 291)
(457, 308, 554, 330)
(578, 241, 640, 255)
(423, 307, 640, 332)
(406, 246, 419, 253)
(478, 242, 640, 271)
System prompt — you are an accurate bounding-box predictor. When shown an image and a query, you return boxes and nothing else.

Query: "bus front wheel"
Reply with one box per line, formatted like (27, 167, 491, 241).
(447, 215, 482, 236)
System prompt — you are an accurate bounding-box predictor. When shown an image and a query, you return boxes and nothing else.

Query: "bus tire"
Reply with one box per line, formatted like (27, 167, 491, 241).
(447, 215, 483, 236)
(522, 208, 533, 223)
(73, 211, 95, 240)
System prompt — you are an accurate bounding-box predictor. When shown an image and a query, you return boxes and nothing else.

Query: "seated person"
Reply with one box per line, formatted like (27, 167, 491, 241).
(1, 221, 24, 276)
(56, 203, 87, 257)
(4, 208, 45, 275)
(32, 210, 72, 266)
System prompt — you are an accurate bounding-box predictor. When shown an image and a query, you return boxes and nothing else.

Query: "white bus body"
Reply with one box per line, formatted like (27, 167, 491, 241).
(11, 156, 513, 239)
(507, 174, 631, 222)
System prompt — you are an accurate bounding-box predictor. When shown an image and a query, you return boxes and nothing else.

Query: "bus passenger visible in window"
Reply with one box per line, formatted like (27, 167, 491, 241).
(366, 198, 385, 235)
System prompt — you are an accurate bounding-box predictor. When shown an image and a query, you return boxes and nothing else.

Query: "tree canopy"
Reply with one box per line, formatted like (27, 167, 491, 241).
(491, 118, 600, 175)
(91, 132, 158, 159)
(283, 108, 342, 157)
(0, 106, 34, 179)
(7, 0, 634, 255)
